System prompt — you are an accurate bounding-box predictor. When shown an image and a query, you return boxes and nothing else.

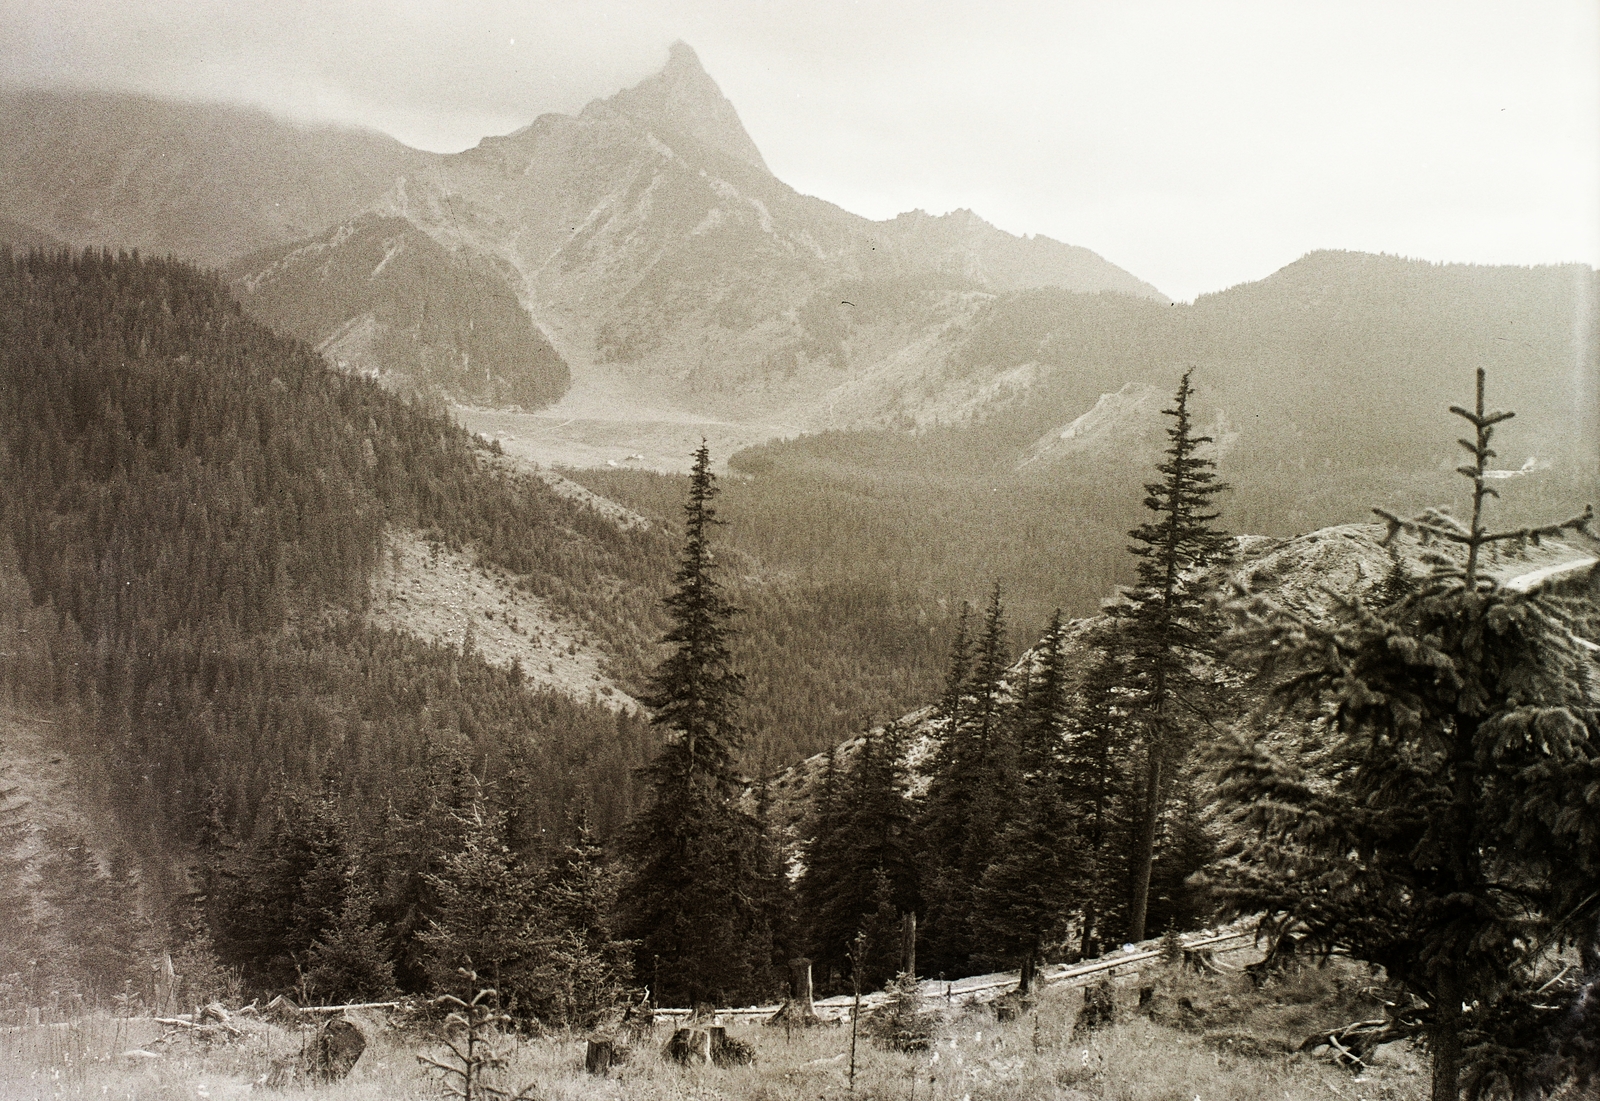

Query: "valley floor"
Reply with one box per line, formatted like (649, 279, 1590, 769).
(454, 361, 804, 475)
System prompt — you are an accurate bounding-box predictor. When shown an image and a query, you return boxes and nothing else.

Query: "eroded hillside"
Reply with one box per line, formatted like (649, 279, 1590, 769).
(368, 528, 641, 713)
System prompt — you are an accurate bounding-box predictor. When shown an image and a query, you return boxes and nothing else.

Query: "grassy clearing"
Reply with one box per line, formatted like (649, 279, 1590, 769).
(0, 964, 1432, 1101)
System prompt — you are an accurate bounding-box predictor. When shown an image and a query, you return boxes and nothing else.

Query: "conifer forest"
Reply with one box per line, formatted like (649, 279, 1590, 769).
(0, 244, 1594, 1101)
(0, 26, 1596, 1099)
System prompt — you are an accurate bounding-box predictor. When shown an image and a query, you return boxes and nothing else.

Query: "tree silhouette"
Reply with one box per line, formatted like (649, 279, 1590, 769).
(621, 443, 775, 1006)
(1122, 368, 1231, 941)
(972, 611, 1078, 989)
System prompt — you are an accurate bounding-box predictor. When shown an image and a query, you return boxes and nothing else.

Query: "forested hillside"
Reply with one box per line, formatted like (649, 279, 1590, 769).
(0, 248, 659, 1007)
(232, 215, 570, 409)
(563, 255, 1596, 742)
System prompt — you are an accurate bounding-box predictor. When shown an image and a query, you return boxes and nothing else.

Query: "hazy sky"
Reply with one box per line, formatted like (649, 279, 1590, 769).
(4, 0, 1596, 301)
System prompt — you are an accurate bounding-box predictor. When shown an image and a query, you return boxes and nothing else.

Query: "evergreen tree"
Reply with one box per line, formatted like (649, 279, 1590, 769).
(918, 583, 1013, 976)
(168, 896, 241, 1009)
(799, 721, 917, 990)
(1142, 778, 1215, 935)
(1060, 628, 1139, 957)
(304, 872, 396, 1004)
(40, 833, 145, 1001)
(541, 815, 634, 1027)
(751, 771, 799, 990)
(0, 768, 40, 980)
(370, 743, 479, 992)
(422, 800, 633, 1028)
(936, 602, 974, 724)
(972, 611, 1078, 989)
(796, 745, 849, 985)
(1121, 369, 1231, 941)
(1214, 370, 1598, 1101)
(213, 788, 349, 991)
(419, 801, 542, 1018)
(621, 443, 775, 1006)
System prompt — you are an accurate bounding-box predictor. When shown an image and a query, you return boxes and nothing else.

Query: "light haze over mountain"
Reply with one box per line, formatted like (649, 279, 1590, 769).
(2, 2, 1594, 302)
(0, 40, 1594, 492)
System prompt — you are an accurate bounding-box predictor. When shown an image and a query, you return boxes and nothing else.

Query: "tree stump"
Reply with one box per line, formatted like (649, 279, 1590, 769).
(663, 1027, 712, 1065)
(263, 994, 300, 1024)
(621, 991, 655, 1041)
(1074, 979, 1117, 1036)
(993, 991, 1033, 1022)
(585, 1037, 617, 1076)
(710, 1029, 755, 1066)
(311, 1017, 366, 1081)
(765, 957, 821, 1028)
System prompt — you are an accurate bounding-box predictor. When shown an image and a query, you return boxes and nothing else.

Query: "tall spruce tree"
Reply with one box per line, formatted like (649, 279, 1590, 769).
(621, 443, 775, 1006)
(419, 801, 544, 1020)
(40, 833, 146, 1001)
(541, 814, 635, 1027)
(1214, 370, 1597, 1101)
(937, 602, 974, 724)
(1061, 626, 1140, 957)
(918, 584, 1013, 976)
(972, 611, 1078, 990)
(799, 720, 918, 991)
(1122, 369, 1231, 941)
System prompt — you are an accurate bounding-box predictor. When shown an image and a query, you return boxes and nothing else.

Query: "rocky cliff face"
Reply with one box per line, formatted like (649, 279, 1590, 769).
(367, 42, 1162, 422)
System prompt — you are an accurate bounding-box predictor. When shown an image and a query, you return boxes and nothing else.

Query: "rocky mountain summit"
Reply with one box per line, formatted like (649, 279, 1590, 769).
(0, 46, 1165, 440)
(315, 42, 1162, 425)
(2, 50, 1593, 484)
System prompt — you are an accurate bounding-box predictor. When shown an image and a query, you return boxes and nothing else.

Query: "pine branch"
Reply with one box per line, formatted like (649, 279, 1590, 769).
(1373, 506, 1594, 553)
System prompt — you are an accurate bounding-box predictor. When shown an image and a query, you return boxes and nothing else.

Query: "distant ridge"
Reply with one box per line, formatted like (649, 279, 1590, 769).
(882, 207, 1169, 300)
(0, 86, 425, 266)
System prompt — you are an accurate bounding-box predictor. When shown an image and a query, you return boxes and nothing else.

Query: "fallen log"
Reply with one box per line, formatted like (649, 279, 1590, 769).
(1300, 1016, 1422, 1069)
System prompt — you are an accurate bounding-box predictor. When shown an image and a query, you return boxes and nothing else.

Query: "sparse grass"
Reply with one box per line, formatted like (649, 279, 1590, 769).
(0, 966, 1432, 1101)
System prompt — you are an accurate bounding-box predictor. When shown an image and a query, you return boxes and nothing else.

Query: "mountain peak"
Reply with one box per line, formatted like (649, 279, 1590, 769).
(602, 41, 769, 173)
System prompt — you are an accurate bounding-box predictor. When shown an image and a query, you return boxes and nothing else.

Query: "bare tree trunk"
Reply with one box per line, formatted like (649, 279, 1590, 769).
(789, 958, 815, 1014)
(1430, 1017, 1462, 1101)
(901, 912, 917, 979)
(584, 1038, 616, 1076)
(1429, 970, 1464, 1100)
(1128, 743, 1163, 943)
